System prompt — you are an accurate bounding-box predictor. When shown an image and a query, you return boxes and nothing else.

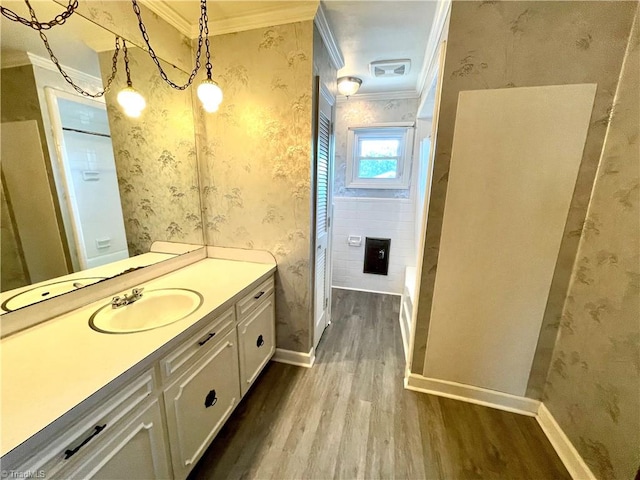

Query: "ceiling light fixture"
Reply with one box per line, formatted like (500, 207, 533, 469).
(117, 39, 146, 118)
(337, 76, 362, 97)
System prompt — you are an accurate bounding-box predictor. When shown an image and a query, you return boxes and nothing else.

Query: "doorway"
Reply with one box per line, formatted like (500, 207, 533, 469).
(46, 88, 129, 271)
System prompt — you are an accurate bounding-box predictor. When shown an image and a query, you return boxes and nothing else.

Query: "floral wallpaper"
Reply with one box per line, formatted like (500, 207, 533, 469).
(412, 1, 637, 382)
(334, 97, 419, 199)
(99, 47, 203, 256)
(543, 9, 639, 479)
(195, 21, 318, 353)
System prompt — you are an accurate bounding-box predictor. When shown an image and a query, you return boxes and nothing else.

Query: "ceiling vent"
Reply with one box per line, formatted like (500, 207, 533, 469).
(369, 59, 411, 78)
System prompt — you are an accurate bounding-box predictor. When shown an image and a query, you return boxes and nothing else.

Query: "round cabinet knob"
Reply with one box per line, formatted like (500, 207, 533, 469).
(256, 334, 265, 348)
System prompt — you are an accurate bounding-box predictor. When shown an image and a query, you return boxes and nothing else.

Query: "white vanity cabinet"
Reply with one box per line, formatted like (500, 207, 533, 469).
(2, 270, 277, 480)
(6, 370, 171, 480)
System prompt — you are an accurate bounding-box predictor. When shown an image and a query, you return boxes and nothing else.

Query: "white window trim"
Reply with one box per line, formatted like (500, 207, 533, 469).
(346, 122, 415, 190)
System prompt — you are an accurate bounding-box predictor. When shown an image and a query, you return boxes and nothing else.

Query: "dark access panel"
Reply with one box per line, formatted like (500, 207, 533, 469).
(363, 237, 390, 275)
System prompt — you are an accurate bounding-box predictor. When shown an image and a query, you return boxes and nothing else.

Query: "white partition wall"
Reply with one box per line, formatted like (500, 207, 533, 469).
(423, 84, 596, 396)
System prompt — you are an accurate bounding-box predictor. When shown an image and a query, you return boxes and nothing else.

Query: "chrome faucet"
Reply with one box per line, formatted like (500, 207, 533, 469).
(111, 288, 144, 309)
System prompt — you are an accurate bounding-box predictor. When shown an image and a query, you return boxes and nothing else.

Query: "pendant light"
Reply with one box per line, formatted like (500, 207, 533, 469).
(198, 79, 223, 112)
(117, 39, 146, 118)
(197, 15, 223, 112)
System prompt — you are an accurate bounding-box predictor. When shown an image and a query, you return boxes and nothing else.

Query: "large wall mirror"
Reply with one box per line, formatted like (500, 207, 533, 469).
(0, 1, 204, 312)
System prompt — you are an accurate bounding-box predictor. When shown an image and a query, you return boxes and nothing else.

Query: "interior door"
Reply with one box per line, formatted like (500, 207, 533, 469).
(46, 89, 129, 271)
(313, 78, 334, 349)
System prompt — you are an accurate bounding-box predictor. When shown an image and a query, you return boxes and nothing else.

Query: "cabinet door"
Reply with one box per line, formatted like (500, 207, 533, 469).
(164, 329, 240, 480)
(64, 399, 171, 480)
(238, 293, 275, 396)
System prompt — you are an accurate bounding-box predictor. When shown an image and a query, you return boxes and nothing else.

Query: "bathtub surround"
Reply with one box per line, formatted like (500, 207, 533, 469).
(196, 20, 336, 354)
(411, 2, 638, 479)
(99, 47, 203, 256)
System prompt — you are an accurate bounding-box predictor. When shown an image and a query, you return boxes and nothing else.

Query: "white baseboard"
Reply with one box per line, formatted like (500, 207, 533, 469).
(331, 285, 402, 296)
(399, 301, 410, 363)
(404, 374, 540, 416)
(272, 347, 316, 368)
(405, 374, 596, 480)
(537, 403, 596, 480)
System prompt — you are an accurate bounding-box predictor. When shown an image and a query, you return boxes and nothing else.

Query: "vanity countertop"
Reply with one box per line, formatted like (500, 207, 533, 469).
(0, 257, 276, 457)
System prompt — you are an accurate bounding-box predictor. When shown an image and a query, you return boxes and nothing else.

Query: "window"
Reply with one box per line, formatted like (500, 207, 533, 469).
(346, 124, 414, 189)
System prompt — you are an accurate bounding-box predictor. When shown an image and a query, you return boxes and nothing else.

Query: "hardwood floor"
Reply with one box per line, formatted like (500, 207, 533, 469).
(189, 289, 570, 480)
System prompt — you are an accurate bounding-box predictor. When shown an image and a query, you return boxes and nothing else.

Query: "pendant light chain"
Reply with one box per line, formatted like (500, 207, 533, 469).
(123, 39, 133, 87)
(4, 0, 220, 110)
(24, 0, 121, 98)
(204, 9, 212, 79)
(130, 0, 209, 91)
(0, 0, 78, 30)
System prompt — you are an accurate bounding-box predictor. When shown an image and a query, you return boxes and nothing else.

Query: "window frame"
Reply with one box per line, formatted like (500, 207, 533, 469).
(346, 122, 415, 189)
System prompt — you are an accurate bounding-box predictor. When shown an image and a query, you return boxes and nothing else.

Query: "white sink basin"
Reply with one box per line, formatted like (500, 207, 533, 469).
(89, 288, 203, 334)
(1, 277, 107, 312)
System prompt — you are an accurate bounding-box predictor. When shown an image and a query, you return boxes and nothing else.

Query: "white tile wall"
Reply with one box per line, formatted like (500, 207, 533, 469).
(331, 197, 415, 294)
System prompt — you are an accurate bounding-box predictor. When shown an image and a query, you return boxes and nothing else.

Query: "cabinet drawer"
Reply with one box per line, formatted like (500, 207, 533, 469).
(11, 371, 155, 478)
(236, 276, 274, 320)
(58, 399, 171, 480)
(160, 307, 235, 382)
(238, 293, 275, 397)
(163, 328, 240, 480)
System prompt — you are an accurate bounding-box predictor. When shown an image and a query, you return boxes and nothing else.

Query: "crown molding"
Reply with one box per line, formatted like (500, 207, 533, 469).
(336, 90, 420, 104)
(206, 2, 319, 37)
(314, 3, 345, 70)
(138, 0, 319, 38)
(138, 0, 193, 38)
(24, 53, 103, 90)
(416, 0, 451, 97)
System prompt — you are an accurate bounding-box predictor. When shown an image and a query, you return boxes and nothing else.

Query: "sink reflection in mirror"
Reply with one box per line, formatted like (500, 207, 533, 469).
(89, 288, 204, 334)
(1, 277, 107, 313)
(0, 0, 204, 310)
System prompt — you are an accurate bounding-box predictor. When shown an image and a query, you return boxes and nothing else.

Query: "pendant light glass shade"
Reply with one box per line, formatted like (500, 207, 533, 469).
(198, 79, 223, 112)
(117, 86, 146, 118)
(337, 76, 362, 97)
